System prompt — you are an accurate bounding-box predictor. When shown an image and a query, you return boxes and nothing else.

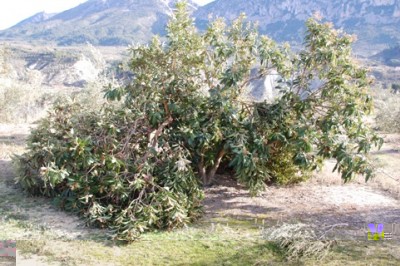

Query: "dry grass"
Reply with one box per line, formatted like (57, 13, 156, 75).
(0, 143, 25, 160)
(0, 124, 31, 159)
(368, 134, 400, 198)
(263, 223, 335, 261)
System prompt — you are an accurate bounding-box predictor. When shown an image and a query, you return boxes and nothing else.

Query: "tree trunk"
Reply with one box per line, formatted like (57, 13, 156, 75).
(198, 148, 226, 187)
(198, 157, 207, 185)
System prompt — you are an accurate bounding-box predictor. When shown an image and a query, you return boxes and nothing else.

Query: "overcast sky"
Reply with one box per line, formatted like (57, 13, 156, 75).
(0, 0, 215, 30)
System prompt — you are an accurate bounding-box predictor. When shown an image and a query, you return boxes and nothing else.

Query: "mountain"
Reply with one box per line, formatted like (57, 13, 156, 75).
(1, 0, 399, 51)
(0, 0, 197, 46)
(371, 45, 400, 66)
(195, 0, 400, 50)
(13, 12, 57, 27)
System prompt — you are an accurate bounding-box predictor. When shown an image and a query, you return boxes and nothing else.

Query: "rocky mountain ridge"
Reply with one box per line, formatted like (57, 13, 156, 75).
(1, 0, 399, 89)
(13, 12, 57, 27)
(195, 0, 400, 49)
(0, 0, 399, 49)
(0, 0, 197, 46)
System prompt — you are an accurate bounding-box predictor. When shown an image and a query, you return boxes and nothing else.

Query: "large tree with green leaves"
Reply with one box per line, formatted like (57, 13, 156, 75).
(108, 2, 381, 186)
(15, 2, 382, 241)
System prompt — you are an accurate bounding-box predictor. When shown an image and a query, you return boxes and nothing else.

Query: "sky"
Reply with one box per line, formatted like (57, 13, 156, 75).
(0, 0, 215, 30)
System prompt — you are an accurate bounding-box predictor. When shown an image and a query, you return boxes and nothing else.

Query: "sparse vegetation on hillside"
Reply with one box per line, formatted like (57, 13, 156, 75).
(0, 44, 117, 123)
(0, 45, 50, 123)
(372, 44, 400, 66)
(14, 2, 382, 242)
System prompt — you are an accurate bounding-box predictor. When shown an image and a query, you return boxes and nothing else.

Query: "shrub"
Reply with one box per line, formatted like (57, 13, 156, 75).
(14, 101, 204, 240)
(0, 85, 58, 123)
(374, 88, 400, 133)
(15, 2, 382, 241)
(391, 83, 400, 94)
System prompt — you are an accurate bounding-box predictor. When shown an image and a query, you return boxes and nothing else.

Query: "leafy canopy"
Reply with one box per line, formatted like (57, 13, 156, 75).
(108, 2, 381, 187)
(15, 2, 382, 242)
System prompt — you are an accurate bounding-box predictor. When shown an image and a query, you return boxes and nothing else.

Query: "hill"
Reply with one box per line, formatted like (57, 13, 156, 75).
(371, 45, 400, 66)
(1, 0, 399, 50)
(0, 0, 197, 46)
(195, 0, 400, 52)
(13, 12, 57, 27)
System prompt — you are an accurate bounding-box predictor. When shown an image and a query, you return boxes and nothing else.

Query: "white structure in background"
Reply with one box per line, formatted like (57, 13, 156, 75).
(245, 68, 325, 103)
(245, 69, 281, 103)
(73, 54, 102, 83)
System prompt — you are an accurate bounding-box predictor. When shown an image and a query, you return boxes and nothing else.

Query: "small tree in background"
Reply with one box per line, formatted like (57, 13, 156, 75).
(15, 2, 382, 241)
(374, 88, 400, 133)
(391, 83, 400, 94)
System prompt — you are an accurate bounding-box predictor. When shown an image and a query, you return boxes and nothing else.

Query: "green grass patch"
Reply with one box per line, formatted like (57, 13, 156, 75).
(13, 216, 400, 266)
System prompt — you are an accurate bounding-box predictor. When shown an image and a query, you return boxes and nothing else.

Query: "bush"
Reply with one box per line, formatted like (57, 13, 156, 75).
(391, 83, 400, 94)
(0, 85, 56, 123)
(0, 46, 47, 123)
(14, 101, 204, 240)
(15, 2, 382, 241)
(267, 149, 312, 185)
(374, 88, 400, 133)
(0, 43, 114, 123)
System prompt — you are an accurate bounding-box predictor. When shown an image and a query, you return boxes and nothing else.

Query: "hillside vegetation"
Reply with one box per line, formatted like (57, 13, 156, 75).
(372, 45, 400, 66)
(0, 42, 128, 124)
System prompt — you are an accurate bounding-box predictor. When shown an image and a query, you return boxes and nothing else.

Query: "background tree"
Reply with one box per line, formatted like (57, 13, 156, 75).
(16, 2, 382, 241)
(391, 83, 400, 94)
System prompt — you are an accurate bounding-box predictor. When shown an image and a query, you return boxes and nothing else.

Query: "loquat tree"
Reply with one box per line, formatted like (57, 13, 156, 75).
(15, 2, 382, 241)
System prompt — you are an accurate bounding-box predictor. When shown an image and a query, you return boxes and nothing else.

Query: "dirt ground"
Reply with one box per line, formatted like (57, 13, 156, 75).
(204, 133, 400, 241)
(1, 123, 399, 264)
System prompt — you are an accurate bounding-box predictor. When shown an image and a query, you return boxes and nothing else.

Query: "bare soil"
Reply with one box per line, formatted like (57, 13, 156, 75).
(203, 133, 400, 240)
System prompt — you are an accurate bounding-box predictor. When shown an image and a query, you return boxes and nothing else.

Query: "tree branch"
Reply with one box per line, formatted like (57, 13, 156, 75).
(137, 116, 173, 167)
